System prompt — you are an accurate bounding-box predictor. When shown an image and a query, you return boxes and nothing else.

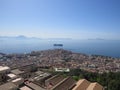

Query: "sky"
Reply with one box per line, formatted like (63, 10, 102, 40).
(0, 0, 120, 39)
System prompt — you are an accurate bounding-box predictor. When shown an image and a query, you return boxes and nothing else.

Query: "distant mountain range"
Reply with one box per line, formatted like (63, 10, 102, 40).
(0, 35, 41, 40)
(0, 35, 27, 39)
(0, 35, 107, 40)
(0, 35, 72, 40)
(88, 38, 105, 40)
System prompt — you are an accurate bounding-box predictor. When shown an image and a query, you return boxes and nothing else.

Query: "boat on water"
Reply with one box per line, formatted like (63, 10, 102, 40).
(53, 44, 63, 46)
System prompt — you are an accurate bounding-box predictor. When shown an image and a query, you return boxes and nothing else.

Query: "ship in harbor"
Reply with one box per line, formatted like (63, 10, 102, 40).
(53, 44, 63, 46)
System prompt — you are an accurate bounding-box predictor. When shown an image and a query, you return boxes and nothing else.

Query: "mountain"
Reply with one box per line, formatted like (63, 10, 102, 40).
(0, 35, 38, 40)
(88, 38, 105, 40)
(0, 35, 27, 39)
(0, 36, 72, 40)
(16, 35, 27, 39)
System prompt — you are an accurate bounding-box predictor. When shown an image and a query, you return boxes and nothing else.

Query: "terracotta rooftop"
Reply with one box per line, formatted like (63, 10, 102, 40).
(72, 79, 104, 90)
(72, 79, 90, 90)
(86, 82, 104, 90)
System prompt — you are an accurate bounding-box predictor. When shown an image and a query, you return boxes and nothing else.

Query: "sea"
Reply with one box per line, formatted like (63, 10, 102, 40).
(0, 38, 120, 58)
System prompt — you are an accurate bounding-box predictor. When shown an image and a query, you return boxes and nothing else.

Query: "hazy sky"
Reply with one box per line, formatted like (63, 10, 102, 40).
(0, 0, 120, 39)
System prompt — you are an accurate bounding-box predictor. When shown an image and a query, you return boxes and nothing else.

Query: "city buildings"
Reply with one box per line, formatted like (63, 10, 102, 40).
(0, 65, 104, 90)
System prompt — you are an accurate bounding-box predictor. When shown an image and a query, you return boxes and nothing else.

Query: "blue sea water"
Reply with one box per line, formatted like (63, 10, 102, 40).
(0, 39, 120, 58)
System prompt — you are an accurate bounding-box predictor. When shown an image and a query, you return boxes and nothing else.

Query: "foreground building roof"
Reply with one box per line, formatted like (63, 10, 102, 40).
(72, 79, 90, 90)
(52, 77, 76, 90)
(11, 69, 24, 75)
(86, 82, 104, 90)
(72, 79, 104, 90)
(0, 82, 18, 90)
(0, 66, 10, 73)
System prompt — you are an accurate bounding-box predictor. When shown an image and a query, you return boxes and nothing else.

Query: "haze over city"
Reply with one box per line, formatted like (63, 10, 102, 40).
(0, 0, 120, 39)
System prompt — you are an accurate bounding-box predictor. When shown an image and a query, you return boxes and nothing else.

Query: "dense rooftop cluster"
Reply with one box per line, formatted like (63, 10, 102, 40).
(0, 49, 120, 73)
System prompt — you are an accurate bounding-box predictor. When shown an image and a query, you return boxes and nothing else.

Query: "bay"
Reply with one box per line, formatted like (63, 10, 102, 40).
(0, 39, 120, 58)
